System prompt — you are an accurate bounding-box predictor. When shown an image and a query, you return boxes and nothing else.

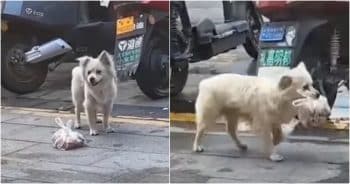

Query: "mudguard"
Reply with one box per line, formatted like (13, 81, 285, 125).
(292, 19, 328, 66)
(2, 1, 79, 27)
(258, 19, 328, 67)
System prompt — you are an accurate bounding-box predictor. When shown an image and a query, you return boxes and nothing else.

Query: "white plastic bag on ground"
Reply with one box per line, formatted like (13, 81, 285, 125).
(52, 118, 86, 150)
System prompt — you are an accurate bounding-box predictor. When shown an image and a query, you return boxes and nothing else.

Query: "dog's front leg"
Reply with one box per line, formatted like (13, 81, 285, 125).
(103, 103, 115, 133)
(74, 105, 83, 129)
(272, 124, 283, 146)
(85, 101, 98, 136)
(261, 125, 284, 162)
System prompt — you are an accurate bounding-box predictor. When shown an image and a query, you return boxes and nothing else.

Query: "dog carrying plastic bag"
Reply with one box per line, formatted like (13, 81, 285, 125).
(52, 118, 86, 150)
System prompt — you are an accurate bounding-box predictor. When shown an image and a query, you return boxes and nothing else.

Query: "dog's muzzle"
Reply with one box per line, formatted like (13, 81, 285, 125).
(89, 78, 101, 86)
(314, 91, 320, 99)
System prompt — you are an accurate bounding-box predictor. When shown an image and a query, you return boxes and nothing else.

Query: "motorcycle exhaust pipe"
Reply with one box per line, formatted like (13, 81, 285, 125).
(25, 38, 72, 64)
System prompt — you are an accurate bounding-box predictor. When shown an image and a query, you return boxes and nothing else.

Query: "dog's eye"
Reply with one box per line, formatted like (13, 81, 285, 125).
(96, 70, 102, 74)
(87, 70, 91, 75)
(303, 85, 309, 90)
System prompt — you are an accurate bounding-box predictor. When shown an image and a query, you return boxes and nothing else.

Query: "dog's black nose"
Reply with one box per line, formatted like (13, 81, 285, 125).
(90, 78, 95, 83)
(315, 91, 320, 98)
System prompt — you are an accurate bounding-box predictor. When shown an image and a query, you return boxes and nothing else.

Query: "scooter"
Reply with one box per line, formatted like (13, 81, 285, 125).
(1, 0, 169, 99)
(255, 1, 349, 108)
(170, 1, 262, 96)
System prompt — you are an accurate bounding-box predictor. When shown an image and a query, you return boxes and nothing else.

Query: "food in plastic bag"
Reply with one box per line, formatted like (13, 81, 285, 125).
(292, 95, 331, 128)
(52, 117, 86, 150)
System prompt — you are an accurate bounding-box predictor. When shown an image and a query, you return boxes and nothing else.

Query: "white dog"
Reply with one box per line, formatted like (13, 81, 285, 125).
(293, 95, 331, 128)
(71, 50, 117, 136)
(193, 62, 320, 161)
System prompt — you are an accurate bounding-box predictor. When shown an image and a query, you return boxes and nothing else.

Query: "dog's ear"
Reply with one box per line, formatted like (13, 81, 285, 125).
(77, 56, 90, 67)
(98, 50, 113, 66)
(278, 76, 293, 90)
(296, 62, 306, 70)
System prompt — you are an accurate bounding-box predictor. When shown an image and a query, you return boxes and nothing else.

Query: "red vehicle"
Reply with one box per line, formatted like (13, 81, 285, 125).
(255, 1, 349, 108)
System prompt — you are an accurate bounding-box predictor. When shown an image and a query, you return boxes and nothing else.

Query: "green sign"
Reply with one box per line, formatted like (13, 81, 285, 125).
(259, 49, 292, 67)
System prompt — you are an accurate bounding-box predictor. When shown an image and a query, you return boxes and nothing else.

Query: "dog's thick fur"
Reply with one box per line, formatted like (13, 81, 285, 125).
(71, 50, 117, 136)
(193, 62, 320, 161)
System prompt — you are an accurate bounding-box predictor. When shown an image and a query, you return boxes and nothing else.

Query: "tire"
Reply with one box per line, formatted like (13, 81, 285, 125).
(136, 37, 169, 99)
(170, 61, 188, 96)
(243, 6, 262, 59)
(1, 35, 48, 94)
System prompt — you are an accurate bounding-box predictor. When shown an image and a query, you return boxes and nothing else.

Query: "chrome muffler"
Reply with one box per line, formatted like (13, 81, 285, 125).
(25, 38, 72, 64)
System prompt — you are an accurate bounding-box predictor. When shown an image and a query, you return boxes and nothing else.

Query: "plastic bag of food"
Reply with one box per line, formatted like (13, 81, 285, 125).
(52, 118, 86, 150)
(292, 95, 331, 128)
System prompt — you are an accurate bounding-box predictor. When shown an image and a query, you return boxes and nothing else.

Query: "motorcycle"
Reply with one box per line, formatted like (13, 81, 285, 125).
(255, 1, 349, 108)
(1, 0, 169, 99)
(170, 1, 263, 96)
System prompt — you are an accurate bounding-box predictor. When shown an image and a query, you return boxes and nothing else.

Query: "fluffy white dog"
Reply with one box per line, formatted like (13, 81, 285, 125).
(71, 50, 117, 136)
(193, 62, 320, 161)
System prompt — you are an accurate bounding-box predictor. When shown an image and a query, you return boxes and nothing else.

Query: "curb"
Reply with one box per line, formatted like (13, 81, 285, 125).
(1, 106, 169, 126)
(170, 112, 349, 131)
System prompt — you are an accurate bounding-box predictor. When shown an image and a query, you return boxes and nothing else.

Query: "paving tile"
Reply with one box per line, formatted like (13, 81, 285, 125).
(1, 123, 55, 144)
(2, 114, 60, 127)
(1, 157, 119, 183)
(92, 151, 168, 170)
(6, 143, 116, 166)
(1, 140, 37, 155)
(1, 111, 32, 122)
(1, 98, 47, 108)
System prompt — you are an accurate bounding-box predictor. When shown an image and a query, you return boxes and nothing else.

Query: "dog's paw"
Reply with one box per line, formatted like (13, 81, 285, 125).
(193, 145, 204, 152)
(238, 144, 248, 151)
(74, 123, 81, 129)
(104, 127, 115, 133)
(269, 153, 284, 162)
(89, 129, 99, 136)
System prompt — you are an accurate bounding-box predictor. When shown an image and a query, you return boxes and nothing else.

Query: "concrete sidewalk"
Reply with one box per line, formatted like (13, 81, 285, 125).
(170, 131, 349, 183)
(1, 108, 169, 183)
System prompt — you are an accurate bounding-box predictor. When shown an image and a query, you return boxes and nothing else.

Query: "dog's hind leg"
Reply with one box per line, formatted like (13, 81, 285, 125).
(193, 121, 207, 152)
(225, 113, 247, 151)
(193, 91, 219, 152)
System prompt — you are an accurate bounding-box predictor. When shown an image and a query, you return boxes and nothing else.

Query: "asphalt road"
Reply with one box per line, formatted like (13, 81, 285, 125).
(170, 130, 349, 183)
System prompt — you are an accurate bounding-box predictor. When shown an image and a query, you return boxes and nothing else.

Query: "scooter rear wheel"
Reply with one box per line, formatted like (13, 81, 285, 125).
(243, 6, 262, 59)
(1, 34, 48, 94)
(136, 37, 169, 99)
